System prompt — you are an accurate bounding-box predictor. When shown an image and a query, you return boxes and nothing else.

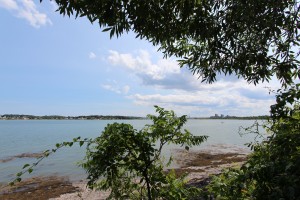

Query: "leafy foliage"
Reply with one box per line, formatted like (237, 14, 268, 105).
(202, 103, 300, 200)
(81, 106, 208, 199)
(270, 83, 300, 119)
(45, 0, 299, 85)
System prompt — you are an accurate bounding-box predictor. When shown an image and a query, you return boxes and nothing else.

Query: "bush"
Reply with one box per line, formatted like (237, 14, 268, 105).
(203, 104, 300, 200)
(80, 106, 208, 199)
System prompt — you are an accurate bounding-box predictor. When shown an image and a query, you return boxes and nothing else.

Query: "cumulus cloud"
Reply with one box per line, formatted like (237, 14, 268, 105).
(0, 0, 52, 28)
(127, 77, 278, 116)
(89, 52, 96, 59)
(128, 84, 275, 117)
(106, 50, 278, 93)
(107, 50, 198, 90)
(106, 49, 281, 116)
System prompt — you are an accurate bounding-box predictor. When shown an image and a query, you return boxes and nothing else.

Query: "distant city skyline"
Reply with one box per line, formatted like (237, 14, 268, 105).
(0, 0, 280, 117)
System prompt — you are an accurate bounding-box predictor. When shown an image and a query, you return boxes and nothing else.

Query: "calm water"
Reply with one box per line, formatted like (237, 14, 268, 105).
(0, 119, 265, 183)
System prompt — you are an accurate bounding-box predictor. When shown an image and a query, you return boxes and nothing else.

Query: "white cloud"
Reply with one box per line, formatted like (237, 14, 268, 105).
(127, 78, 278, 116)
(102, 84, 121, 94)
(106, 49, 282, 116)
(129, 88, 275, 117)
(108, 50, 180, 81)
(101, 81, 130, 95)
(89, 52, 96, 59)
(0, 0, 18, 10)
(0, 0, 52, 28)
(107, 50, 279, 93)
(107, 49, 208, 91)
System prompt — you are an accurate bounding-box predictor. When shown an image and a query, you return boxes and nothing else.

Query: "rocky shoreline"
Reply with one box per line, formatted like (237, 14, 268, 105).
(0, 147, 249, 200)
(0, 176, 78, 200)
(172, 147, 249, 180)
(0, 152, 44, 163)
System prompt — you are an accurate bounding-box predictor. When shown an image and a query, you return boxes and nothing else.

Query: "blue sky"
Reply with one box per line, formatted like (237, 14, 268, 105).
(0, 0, 281, 117)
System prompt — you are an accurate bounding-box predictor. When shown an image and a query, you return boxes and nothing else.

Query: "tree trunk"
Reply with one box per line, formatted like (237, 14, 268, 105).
(143, 171, 152, 200)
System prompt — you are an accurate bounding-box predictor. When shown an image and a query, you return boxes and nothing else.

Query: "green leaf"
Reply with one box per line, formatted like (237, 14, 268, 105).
(22, 164, 30, 169)
(16, 172, 22, 177)
(102, 27, 111, 32)
(79, 141, 84, 147)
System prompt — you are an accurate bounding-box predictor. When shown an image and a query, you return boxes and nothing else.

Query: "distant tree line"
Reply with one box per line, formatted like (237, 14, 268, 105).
(0, 114, 269, 120)
(0, 114, 144, 120)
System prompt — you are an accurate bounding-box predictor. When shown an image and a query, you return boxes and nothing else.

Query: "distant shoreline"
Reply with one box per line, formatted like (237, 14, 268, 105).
(0, 115, 269, 120)
(0, 115, 145, 120)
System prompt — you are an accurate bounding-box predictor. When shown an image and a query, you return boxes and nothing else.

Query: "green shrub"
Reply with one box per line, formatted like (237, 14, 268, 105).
(81, 106, 208, 199)
(203, 104, 300, 200)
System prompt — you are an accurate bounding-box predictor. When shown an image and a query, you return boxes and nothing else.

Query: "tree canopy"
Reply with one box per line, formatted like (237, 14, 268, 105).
(48, 0, 299, 85)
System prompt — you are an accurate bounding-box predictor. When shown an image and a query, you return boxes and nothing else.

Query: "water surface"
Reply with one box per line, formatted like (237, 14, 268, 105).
(0, 119, 265, 183)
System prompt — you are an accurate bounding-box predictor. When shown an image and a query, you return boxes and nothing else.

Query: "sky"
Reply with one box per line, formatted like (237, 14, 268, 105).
(0, 0, 282, 117)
